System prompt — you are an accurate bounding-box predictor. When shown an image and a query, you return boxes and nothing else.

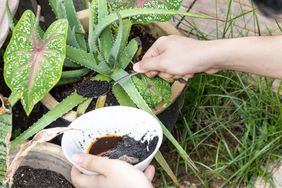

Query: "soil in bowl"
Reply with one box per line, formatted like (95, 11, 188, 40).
(12, 166, 74, 188)
(87, 134, 159, 165)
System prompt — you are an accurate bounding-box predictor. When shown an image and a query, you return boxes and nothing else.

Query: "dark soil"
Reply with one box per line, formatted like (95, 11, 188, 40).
(76, 80, 111, 98)
(88, 135, 159, 165)
(12, 166, 74, 188)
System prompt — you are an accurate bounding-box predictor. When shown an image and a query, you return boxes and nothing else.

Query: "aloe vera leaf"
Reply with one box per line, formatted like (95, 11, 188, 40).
(64, 0, 87, 50)
(108, 13, 124, 68)
(120, 39, 138, 69)
(4, 10, 68, 115)
(111, 69, 199, 173)
(93, 8, 209, 46)
(95, 95, 107, 109)
(77, 98, 92, 117)
(97, 0, 114, 61)
(91, 74, 112, 82)
(112, 84, 135, 107)
(11, 92, 86, 148)
(0, 95, 12, 187)
(155, 151, 179, 185)
(88, 0, 97, 53)
(66, 45, 111, 74)
(61, 68, 90, 79)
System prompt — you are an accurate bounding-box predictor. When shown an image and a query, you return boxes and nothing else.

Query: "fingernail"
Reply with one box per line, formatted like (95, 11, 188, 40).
(72, 154, 83, 164)
(133, 63, 140, 72)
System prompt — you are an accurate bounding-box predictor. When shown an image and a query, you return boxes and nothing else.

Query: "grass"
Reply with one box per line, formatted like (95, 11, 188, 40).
(156, 72, 282, 187)
(155, 0, 282, 187)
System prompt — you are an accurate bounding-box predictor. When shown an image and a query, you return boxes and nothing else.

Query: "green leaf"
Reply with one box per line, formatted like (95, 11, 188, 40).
(0, 95, 12, 187)
(11, 92, 86, 148)
(112, 84, 135, 107)
(64, 0, 87, 50)
(66, 45, 111, 74)
(155, 151, 179, 185)
(88, 0, 98, 53)
(120, 39, 138, 69)
(93, 8, 209, 47)
(120, 19, 132, 52)
(61, 68, 90, 79)
(98, 0, 114, 62)
(77, 98, 93, 117)
(132, 75, 171, 108)
(108, 13, 124, 69)
(95, 95, 107, 109)
(111, 69, 199, 175)
(111, 0, 183, 24)
(4, 10, 68, 115)
(91, 74, 112, 82)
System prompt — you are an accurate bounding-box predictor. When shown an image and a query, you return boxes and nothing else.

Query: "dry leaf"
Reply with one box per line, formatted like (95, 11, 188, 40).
(0, 94, 10, 115)
(0, 0, 19, 49)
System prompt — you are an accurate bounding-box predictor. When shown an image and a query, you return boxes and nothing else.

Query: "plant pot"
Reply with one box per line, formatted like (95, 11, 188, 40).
(10, 142, 72, 183)
(41, 10, 187, 144)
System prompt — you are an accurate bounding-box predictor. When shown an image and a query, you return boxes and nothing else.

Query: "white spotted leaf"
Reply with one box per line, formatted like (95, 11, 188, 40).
(4, 10, 68, 115)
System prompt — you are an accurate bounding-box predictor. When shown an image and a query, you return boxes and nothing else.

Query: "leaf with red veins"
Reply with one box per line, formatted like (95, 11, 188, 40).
(4, 10, 68, 115)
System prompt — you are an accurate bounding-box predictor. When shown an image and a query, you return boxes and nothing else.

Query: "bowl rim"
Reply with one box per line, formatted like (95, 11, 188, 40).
(61, 106, 163, 173)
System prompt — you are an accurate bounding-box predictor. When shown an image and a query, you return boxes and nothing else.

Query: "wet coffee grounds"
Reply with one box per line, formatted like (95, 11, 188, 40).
(88, 135, 159, 165)
(12, 166, 74, 188)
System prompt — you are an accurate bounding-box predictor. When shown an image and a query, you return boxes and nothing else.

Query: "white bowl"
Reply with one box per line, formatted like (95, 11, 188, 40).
(61, 106, 163, 175)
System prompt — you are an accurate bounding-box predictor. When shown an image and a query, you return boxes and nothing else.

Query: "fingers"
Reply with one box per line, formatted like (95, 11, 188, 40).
(72, 153, 112, 174)
(71, 166, 106, 188)
(145, 71, 159, 78)
(205, 68, 220, 74)
(133, 56, 164, 73)
(144, 165, 155, 182)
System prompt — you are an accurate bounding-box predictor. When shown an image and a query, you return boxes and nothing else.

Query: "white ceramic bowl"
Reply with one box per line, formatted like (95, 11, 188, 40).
(61, 106, 163, 175)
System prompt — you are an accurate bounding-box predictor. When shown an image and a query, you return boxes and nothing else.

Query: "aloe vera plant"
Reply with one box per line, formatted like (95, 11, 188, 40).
(48, 0, 202, 179)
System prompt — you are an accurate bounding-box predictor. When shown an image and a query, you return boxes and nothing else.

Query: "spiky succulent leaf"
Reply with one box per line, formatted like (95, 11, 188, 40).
(64, 0, 87, 50)
(11, 92, 86, 148)
(111, 69, 198, 173)
(111, 0, 183, 24)
(88, 0, 98, 53)
(108, 13, 124, 69)
(4, 10, 68, 115)
(112, 84, 135, 107)
(66, 45, 111, 74)
(0, 95, 12, 187)
(120, 39, 138, 69)
(132, 75, 171, 108)
(49, 0, 87, 50)
(92, 8, 208, 48)
(91, 74, 112, 82)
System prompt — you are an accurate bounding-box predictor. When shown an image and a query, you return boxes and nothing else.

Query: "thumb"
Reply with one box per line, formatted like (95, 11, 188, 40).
(72, 153, 112, 175)
(133, 56, 164, 73)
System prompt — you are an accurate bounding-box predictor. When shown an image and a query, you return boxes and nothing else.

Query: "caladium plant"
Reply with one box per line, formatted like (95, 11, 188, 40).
(4, 9, 68, 115)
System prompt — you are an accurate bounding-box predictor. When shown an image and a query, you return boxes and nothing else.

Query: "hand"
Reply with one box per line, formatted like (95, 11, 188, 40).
(71, 154, 155, 188)
(133, 35, 221, 79)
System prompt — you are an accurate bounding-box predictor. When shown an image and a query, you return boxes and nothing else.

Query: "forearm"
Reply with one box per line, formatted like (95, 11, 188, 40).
(208, 36, 282, 79)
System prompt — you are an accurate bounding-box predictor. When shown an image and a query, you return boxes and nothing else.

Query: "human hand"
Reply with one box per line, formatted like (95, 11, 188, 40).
(133, 35, 221, 79)
(71, 154, 155, 188)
